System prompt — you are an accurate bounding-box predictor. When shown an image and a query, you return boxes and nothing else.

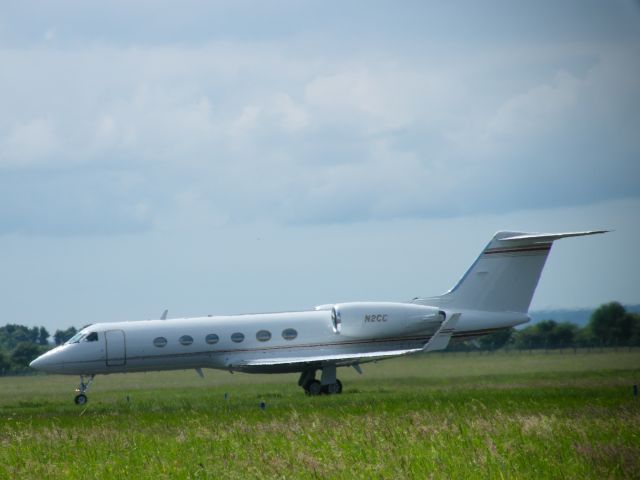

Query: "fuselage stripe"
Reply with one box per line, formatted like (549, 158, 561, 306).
(484, 245, 551, 255)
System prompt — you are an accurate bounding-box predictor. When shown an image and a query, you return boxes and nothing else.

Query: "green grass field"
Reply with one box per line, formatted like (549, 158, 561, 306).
(1, 350, 639, 479)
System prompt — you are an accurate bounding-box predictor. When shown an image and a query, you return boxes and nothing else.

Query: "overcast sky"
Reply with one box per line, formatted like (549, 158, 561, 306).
(1, 1, 639, 332)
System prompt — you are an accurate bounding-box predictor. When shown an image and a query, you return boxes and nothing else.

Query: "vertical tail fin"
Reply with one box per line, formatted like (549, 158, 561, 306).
(418, 230, 607, 313)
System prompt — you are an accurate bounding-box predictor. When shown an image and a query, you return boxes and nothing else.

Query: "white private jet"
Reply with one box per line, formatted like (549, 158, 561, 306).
(30, 230, 606, 405)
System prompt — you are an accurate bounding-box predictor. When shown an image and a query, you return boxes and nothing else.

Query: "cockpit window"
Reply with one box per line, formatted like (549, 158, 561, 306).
(66, 333, 86, 344)
(84, 332, 99, 342)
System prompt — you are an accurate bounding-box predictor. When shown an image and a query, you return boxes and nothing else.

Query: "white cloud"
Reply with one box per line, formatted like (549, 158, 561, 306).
(272, 94, 308, 132)
(0, 26, 638, 234)
(304, 68, 429, 133)
(229, 104, 261, 138)
(0, 0, 639, 325)
(0, 117, 60, 166)
(486, 70, 580, 142)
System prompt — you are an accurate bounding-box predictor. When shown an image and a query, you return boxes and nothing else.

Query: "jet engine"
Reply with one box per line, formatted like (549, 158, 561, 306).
(320, 302, 444, 339)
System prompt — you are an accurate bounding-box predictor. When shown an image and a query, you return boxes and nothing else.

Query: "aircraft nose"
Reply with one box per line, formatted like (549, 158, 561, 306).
(29, 354, 46, 370)
(30, 351, 57, 372)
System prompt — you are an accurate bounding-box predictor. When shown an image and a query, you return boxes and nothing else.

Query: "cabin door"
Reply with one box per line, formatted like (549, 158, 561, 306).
(105, 329, 126, 366)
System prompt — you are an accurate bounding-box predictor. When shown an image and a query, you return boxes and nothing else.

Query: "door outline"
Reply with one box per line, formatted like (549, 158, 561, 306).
(105, 329, 126, 366)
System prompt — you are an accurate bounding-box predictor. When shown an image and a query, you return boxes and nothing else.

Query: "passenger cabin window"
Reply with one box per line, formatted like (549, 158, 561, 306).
(205, 333, 219, 345)
(153, 337, 167, 347)
(231, 332, 245, 343)
(256, 330, 271, 342)
(179, 335, 194, 346)
(282, 328, 298, 341)
(84, 332, 98, 342)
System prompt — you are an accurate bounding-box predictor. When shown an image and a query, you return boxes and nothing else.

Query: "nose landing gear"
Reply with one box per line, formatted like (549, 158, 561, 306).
(74, 375, 95, 405)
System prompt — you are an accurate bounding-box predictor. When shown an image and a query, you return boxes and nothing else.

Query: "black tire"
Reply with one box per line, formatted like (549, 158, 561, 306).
(74, 394, 88, 405)
(335, 379, 343, 394)
(306, 380, 322, 396)
(323, 380, 343, 395)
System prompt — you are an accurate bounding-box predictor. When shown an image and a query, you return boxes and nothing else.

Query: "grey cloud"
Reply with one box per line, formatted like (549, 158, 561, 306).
(1, 3, 639, 235)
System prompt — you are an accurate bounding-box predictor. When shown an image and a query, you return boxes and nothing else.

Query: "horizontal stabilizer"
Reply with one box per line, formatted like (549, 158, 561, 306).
(499, 230, 608, 243)
(422, 313, 460, 352)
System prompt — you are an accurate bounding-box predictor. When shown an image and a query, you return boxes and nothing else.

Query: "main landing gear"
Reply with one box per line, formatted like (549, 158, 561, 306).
(299, 366, 343, 396)
(74, 375, 95, 405)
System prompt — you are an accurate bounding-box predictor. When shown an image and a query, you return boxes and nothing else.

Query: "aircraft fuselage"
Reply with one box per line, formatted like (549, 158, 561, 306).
(30, 302, 527, 376)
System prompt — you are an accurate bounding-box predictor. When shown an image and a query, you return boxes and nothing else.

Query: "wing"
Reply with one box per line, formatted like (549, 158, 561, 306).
(232, 312, 461, 369)
(238, 347, 424, 368)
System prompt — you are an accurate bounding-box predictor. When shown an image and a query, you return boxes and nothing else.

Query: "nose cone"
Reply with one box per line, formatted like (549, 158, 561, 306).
(30, 352, 50, 371)
(29, 356, 42, 369)
(29, 349, 61, 373)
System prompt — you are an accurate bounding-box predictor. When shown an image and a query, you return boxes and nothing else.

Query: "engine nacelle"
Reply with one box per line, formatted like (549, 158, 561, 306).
(327, 302, 444, 339)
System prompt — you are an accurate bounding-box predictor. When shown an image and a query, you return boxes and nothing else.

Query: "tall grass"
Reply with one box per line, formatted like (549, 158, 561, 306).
(1, 350, 638, 479)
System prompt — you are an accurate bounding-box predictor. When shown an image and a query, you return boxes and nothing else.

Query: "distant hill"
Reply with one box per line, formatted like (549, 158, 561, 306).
(528, 304, 640, 327)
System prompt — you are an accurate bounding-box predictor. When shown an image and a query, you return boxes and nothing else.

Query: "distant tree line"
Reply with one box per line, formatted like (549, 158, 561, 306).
(449, 302, 640, 352)
(0, 325, 77, 374)
(0, 302, 638, 374)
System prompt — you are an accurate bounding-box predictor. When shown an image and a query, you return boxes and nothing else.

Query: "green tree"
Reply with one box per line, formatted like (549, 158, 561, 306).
(548, 322, 578, 348)
(10, 342, 42, 370)
(574, 326, 596, 347)
(478, 328, 514, 350)
(513, 320, 577, 349)
(0, 351, 10, 375)
(37, 326, 50, 346)
(514, 321, 550, 349)
(629, 313, 640, 346)
(588, 302, 633, 346)
(53, 326, 77, 345)
(0, 324, 41, 350)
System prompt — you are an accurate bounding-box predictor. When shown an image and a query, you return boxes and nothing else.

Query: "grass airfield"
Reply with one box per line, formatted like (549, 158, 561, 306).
(1, 350, 639, 479)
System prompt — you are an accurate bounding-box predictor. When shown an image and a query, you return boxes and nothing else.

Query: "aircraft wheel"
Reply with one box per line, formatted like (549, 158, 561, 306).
(306, 380, 322, 396)
(323, 380, 343, 395)
(74, 394, 88, 405)
(335, 379, 343, 394)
